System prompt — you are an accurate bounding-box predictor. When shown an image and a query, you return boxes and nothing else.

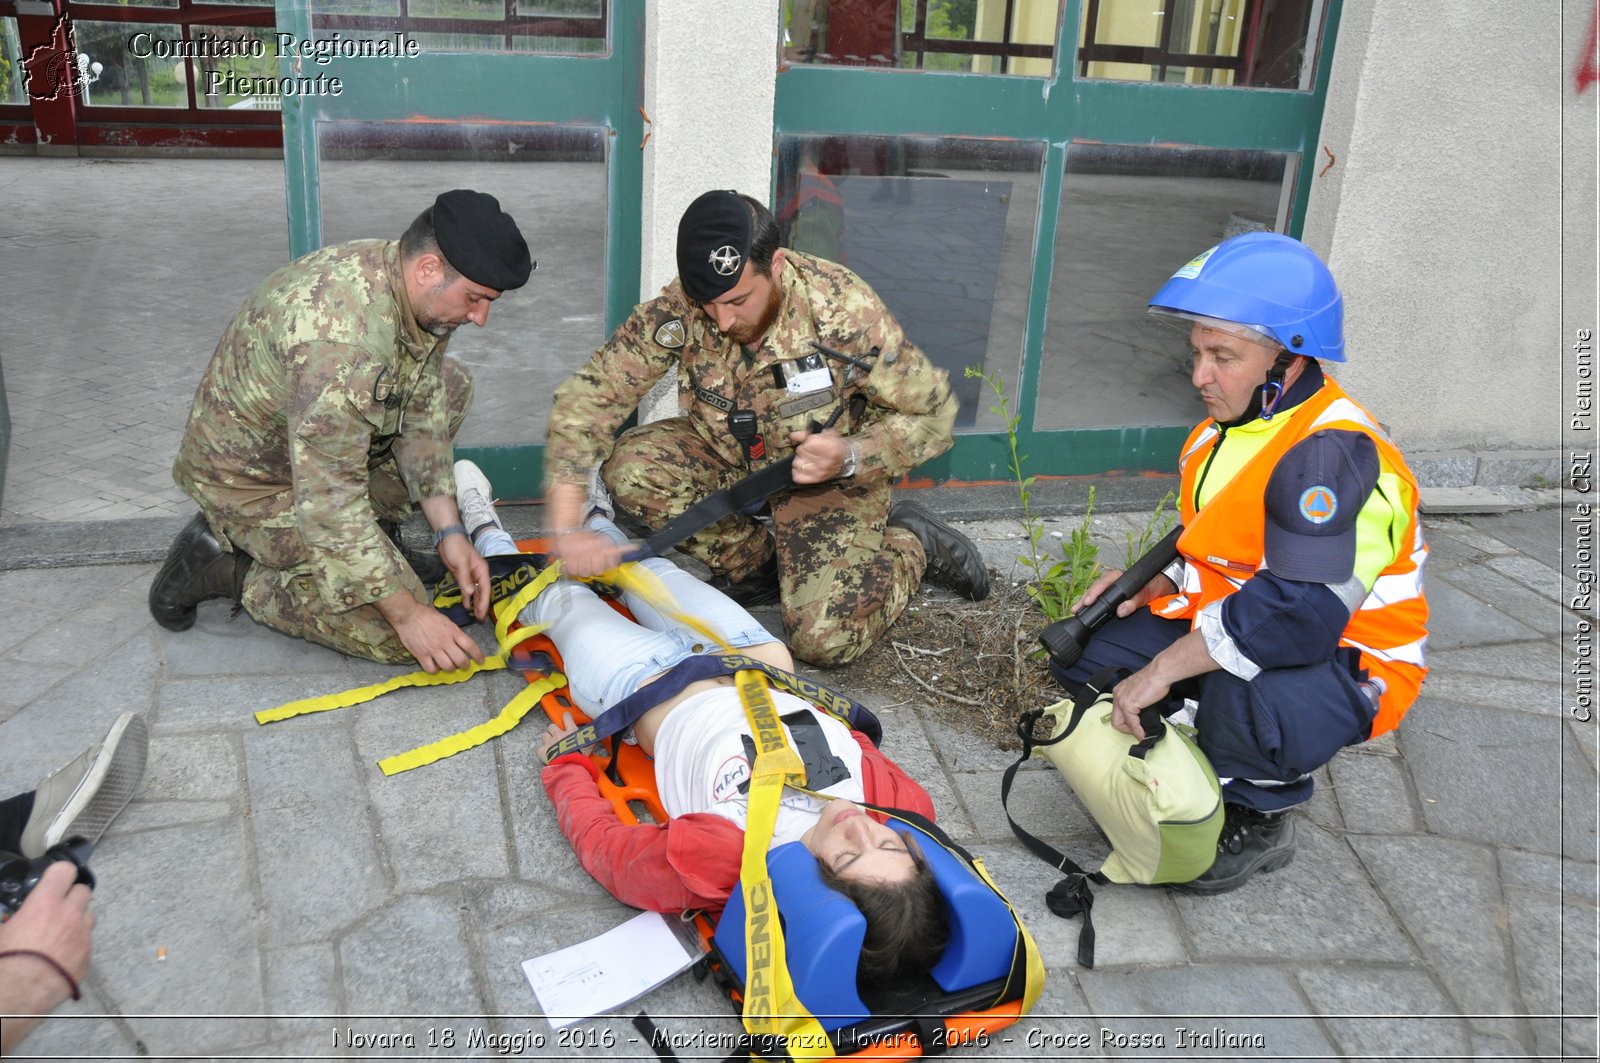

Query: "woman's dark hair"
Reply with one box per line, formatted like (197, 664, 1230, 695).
(737, 193, 783, 278)
(818, 833, 951, 989)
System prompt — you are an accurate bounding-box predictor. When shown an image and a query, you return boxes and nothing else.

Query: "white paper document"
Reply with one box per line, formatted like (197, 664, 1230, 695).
(522, 910, 699, 1029)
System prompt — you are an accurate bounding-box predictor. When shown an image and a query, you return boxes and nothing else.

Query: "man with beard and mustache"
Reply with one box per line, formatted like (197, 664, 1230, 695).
(542, 190, 987, 667)
(150, 190, 532, 669)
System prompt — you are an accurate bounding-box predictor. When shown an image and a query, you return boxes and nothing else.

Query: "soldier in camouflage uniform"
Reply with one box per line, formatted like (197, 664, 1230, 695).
(149, 190, 533, 671)
(545, 190, 988, 667)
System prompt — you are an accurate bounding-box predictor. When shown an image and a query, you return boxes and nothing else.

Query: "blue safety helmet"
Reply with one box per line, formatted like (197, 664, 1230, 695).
(1147, 232, 1345, 363)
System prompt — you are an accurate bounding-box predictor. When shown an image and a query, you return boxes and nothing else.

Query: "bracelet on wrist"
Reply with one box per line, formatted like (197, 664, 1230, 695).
(431, 523, 468, 548)
(0, 949, 81, 1001)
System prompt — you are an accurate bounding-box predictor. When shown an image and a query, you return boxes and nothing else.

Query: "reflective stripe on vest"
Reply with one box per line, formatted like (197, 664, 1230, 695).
(1149, 377, 1428, 737)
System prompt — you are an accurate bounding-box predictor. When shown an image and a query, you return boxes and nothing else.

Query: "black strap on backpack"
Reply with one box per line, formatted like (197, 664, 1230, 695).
(1001, 665, 1169, 969)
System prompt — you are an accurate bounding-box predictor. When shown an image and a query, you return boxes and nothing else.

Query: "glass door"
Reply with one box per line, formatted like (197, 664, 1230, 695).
(277, 0, 642, 498)
(776, 0, 1341, 481)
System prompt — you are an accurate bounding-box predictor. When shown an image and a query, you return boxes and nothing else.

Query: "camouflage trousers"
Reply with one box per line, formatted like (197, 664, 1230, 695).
(603, 416, 927, 667)
(206, 359, 473, 664)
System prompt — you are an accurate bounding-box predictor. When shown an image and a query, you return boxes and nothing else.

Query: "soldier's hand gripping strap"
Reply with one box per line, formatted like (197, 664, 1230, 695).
(433, 551, 551, 626)
(255, 562, 566, 775)
(733, 669, 835, 1063)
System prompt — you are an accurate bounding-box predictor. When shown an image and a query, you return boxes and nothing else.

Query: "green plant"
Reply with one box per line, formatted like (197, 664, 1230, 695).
(964, 367, 1102, 623)
(1031, 485, 1101, 624)
(965, 366, 1042, 569)
(1123, 490, 1178, 568)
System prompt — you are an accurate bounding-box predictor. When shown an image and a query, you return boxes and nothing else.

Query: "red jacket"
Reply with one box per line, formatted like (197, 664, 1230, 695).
(541, 731, 936, 915)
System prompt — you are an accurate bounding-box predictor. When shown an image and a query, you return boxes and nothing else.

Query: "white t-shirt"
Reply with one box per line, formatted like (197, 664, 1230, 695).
(653, 686, 866, 848)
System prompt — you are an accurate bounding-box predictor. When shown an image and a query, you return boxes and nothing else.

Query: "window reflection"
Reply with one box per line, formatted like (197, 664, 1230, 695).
(1077, 0, 1321, 89)
(188, 27, 282, 110)
(1, 19, 25, 104)
(309, 0, 607, 55)
(74, 22, 184, 107)
(776, 134, 1044, 430)
(784, 0, 1060, 77)
(317, 122, 608, 446)
(1037, 143, 1294, 430)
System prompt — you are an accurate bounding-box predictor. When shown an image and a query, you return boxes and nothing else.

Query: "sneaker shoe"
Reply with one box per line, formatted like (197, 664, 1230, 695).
(1170, 804, 1297, 896)
(454, 459, 501, 538)
(707, 555, 781, 607)
(584, 463, 616, 525)
(19, 713, 149, 858)
(149, 512, 251, 631)
(888, 500, 990, 601)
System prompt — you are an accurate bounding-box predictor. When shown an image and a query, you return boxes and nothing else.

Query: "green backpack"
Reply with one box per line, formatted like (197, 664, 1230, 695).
(1001, 667, 1224, 967)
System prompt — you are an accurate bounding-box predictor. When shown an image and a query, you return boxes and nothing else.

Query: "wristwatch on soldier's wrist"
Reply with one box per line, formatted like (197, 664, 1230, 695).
(839, 441, 860, 479)
(431, 523, 467, 548)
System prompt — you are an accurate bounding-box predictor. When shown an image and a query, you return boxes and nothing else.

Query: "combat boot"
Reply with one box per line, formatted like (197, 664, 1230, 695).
(708, 555, 781, 607)
(1170, 803, 1297, 895)
(148, 513, 251, 631)
(379, 518, 446, 585)
(888, 500, 990, 601)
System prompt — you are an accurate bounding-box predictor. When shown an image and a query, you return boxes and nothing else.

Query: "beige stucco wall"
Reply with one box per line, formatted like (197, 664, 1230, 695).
(637, 0, 780, 419)
(1303, 0, 1573, 458)
(640, 0, 779, 294)
(1563, 0, 1599, 458)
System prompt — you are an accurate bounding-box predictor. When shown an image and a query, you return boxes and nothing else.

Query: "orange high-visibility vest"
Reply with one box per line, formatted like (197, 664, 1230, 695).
(1149, 377, 1429, 737)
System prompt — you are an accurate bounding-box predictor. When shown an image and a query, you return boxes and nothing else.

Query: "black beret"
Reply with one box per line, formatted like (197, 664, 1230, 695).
(433, 189, 533, 291)
(677, 189, 752, 302)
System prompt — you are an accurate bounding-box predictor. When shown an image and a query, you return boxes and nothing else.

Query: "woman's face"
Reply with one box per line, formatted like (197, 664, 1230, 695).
(800, 800, 917, 886)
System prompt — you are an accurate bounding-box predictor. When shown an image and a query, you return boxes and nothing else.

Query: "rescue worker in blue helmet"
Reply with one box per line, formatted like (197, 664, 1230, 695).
(1056, 232, 1429, 894)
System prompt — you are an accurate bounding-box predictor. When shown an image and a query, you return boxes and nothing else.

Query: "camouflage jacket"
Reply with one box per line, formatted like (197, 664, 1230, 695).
(173, 240, 456, 609)
(545, 252, 955, 488)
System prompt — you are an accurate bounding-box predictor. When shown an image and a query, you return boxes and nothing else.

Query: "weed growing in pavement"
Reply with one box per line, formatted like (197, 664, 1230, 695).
(965, 367, 1103, 623)
(966, 368, 1185, 624)
(1123, 490, 1178, 568)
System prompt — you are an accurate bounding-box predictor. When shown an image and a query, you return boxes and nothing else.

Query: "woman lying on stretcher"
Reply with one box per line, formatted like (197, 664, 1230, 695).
(456, 464, 950, 988)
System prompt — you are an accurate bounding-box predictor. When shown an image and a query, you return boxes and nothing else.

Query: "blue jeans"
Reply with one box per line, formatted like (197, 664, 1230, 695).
(475, 518, 781, 715)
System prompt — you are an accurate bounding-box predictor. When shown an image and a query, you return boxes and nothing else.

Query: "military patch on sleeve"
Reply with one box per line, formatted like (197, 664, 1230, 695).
(653, 318, 687, 350)
(372, 367, 401, 408)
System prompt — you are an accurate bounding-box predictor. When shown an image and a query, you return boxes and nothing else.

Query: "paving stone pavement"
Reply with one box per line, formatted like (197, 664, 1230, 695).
(0, 502, 1594, 1061)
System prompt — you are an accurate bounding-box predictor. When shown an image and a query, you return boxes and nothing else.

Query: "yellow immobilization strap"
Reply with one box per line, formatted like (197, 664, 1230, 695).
(970, 856, 1047, 1016)
(253, 655, 510, 725)
(254, 562, 566, 774)
(733, 670, 835, 1063)
(603, 562, 733, 655)
(377, 671, 564, 775)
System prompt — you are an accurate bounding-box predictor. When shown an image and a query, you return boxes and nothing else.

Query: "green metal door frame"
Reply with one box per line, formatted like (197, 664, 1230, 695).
(773, 0, 1344, 484)
(274, 0, 645, 498)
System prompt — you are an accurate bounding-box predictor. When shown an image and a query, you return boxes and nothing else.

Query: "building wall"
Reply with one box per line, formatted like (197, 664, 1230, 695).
(638, 0, 780, 420)
(631, 1, 1587, 481)
(1303, 0, 1573, 472)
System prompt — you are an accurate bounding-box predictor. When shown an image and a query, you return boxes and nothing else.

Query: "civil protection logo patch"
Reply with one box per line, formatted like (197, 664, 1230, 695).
(1298, 485, 1338, 525)
(653, 318, 686, 349)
